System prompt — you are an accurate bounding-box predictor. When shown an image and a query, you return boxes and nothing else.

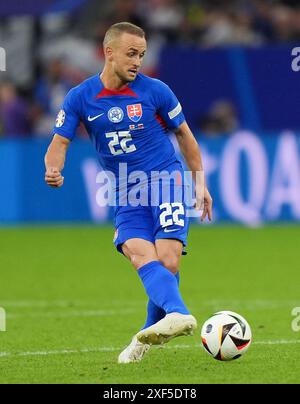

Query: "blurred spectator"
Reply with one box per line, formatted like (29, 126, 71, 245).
(34, 59, 71, 116)
(145, 0, 185, 41)
(113, 0, 145, 27)
(292, 7, 300, 39)
(280, 0, 299, 6)
(0, 82, 30, 137)
(1, 0, 300, 138)
(201, 10, 264, 47)
(32, 59, 72, 136)
(270, 5, 296, 42)
(199, 100, 240, 136)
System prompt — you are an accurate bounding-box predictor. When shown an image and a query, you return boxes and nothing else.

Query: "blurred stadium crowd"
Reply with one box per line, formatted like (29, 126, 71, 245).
(0, 0, 299, 138)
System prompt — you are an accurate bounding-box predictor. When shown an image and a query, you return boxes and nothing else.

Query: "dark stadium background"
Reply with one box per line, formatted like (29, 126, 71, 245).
(0, 0, 299, 385)
(1, 0, 299, 225)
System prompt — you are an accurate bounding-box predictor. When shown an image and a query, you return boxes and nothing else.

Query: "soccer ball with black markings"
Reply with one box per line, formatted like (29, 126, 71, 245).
(201, 311, 252, 361)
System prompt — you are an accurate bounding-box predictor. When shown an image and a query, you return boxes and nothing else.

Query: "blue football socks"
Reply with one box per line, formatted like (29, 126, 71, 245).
(142, 271, 180, 329)
(143, 300, 165, 329)
(138, 261, 189, 328)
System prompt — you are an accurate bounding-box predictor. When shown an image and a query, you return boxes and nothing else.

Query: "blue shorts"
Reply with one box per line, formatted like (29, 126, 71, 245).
(113, 182, 190, 255)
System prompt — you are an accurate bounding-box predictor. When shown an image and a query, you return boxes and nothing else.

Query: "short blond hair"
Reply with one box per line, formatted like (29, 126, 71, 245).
(103, 22, 145, 47)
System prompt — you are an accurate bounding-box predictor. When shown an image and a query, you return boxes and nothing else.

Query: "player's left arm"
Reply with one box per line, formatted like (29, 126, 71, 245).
(174, 121, 213, 222)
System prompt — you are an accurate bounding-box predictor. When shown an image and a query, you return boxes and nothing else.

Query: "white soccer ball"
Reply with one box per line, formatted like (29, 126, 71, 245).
(201, 311, 252, 361)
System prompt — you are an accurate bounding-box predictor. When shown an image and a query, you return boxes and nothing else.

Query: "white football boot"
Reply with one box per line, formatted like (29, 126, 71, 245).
(118, 335, 151, 364)
(136, 312, 197, 345)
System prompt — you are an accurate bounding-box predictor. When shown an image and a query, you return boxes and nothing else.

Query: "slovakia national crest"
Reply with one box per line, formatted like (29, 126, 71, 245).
(127, 104, 143, 123)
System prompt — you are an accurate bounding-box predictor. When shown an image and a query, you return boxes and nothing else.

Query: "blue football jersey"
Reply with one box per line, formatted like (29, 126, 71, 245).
(53, 73, 185, 178)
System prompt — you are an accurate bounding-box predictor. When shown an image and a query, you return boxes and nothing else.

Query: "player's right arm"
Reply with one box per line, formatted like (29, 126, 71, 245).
(44, 134, 70, 188)
(45, 86, 81, 188)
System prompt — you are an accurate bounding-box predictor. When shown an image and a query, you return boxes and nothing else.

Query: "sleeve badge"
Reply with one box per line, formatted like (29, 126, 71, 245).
(55, 109, 66, 128)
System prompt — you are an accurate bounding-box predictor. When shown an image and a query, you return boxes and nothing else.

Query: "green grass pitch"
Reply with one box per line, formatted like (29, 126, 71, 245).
(0, 225, 299, 384)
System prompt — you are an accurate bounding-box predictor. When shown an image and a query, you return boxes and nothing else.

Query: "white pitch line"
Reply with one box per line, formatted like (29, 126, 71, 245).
(1, 300, 299, 312)
(0, 300, 144, 309)
(0, 347, 119, 358)
(7, 308, 139, 319)
(253, 340, 300, 346)
(2, 299, 300, 307)
(0, 301, 82, 308)
(0, 340, 300, 359)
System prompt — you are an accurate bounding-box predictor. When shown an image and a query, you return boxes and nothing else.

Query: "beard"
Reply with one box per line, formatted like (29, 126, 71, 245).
(115, 67, 136, 84)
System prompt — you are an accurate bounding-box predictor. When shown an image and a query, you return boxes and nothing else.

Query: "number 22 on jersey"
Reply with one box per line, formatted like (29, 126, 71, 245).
(106, 131, 136, 156)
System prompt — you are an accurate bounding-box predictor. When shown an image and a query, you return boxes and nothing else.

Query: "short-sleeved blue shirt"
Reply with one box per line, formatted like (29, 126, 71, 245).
(53, 73, 185, 180)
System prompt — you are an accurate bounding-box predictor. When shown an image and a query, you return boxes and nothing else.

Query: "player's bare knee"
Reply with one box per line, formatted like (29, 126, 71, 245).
(155, 239, 183, 274)
(130, 253, 150, 270)
(122, 240, 158, 270)
(159, 253, 180, 274)
(132, 253, 158, 270)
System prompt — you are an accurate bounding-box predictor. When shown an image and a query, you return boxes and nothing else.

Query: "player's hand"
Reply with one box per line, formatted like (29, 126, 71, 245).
(195, 186, 213, 222)
(45, 167, 64, 188)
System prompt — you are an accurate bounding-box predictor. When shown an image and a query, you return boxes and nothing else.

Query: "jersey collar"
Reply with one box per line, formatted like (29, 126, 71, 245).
(95, 73, 139, 98)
